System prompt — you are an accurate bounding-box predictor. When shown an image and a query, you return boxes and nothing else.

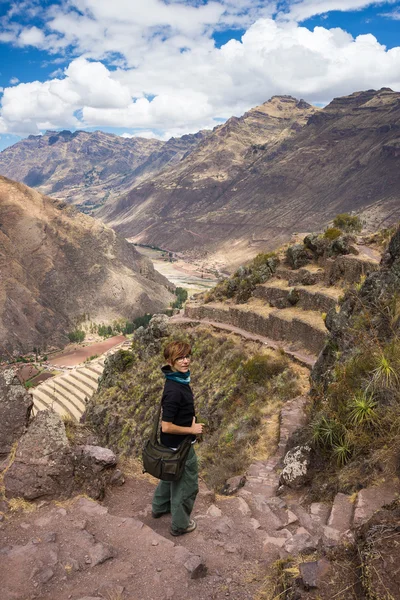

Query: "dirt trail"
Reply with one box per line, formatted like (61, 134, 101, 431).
(171, 315, 316, 367)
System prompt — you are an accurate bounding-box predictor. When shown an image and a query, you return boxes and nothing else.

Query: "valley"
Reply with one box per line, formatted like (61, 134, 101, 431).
(0, 86, 400, 600)
(134, 245, 218, 294)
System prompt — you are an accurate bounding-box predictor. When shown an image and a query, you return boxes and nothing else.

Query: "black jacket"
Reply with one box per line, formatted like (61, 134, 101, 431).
(160, 367, 196, 448)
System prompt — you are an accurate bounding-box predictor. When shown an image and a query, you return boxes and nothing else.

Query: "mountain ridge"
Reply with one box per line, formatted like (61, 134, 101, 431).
(99, 88, 400, 269)
(0, 175, 173, 356)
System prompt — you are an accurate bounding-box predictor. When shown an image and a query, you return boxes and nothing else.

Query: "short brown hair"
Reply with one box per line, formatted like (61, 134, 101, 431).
(164, 341, 191, 364)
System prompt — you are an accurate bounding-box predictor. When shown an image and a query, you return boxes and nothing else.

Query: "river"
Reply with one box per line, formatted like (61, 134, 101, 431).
(135, 246, 217, 294)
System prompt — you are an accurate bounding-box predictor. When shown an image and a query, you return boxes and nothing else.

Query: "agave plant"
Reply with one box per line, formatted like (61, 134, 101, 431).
(332, 438, 353, 466)
(370, 352, 399, 390)
(348, 391, 378, 428)
(311, 415, 342, 448)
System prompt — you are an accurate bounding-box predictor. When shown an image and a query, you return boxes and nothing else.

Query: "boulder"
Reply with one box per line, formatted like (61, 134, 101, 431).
(0, 367, 33, 457)
(222, 474, 246, 495)
(73, 445, 118, 500)
(133, 314, 170, 357)
(280, 445, 311, 489)
(286, 244, 311, 269)
(353, 484, 399, 527)
(4, 410, 119, 501)
(4, 410, 74, 500)
(299, 558, 331, 589)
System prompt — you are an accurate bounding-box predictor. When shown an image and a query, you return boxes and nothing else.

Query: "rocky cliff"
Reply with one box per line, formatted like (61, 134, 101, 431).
(0, 176, 174, 356)
(101, 89, 400, 267)
(0, 129, 209, 212)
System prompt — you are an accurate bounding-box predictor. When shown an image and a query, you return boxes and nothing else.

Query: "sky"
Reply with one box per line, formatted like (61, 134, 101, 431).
(0, 0, 399, 150)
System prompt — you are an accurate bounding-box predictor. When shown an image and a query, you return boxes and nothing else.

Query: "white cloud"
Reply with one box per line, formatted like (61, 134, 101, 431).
(0, 1, 399, 137)
(9, 77, 19, 85)
(18, 25, 45, 46)
(381, 8, 400, 19)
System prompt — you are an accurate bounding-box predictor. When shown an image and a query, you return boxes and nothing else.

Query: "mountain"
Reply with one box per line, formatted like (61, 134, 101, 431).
(0, 129, 209, 212)
(100, 89, 400, 268)
(0, 175, 174, 356)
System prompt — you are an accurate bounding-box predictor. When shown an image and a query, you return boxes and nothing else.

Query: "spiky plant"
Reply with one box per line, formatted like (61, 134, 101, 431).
(332, 438, 353, 466)
(311, 415, 342, 448)
(370, 352, 399, 390)
(348, 392, 378, 428)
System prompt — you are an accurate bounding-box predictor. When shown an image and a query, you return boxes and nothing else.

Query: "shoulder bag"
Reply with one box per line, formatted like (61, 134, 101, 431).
(142, 400, 192, 481)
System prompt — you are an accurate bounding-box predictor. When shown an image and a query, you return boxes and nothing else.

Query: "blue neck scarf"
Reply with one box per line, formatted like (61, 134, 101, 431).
(163, 367, 191, 385)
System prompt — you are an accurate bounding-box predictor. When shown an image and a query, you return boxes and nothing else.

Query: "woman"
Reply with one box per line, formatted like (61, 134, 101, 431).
(152, 340, 203, 536)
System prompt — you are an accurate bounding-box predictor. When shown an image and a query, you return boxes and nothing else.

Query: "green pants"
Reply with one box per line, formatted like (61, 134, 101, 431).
(152, 446, 199, 531)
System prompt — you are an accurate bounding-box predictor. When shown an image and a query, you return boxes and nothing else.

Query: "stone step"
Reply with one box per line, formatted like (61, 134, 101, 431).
(185, 300, 327, 356)
(84, 362, 104, 377)
(68, 370, 98, 394)
(275, 265, 325, 286)
(254, 279, 340, 313)
(30, 394, 49, 414)
(50, 379, 87, 414)
(53, 375, 89, 403)
(324, 254, 379, 285)
(31, 386, 80, 421)
(60, 373, 95, 401)
(323, 493, 354, 546)
(75, 366, 100, 385)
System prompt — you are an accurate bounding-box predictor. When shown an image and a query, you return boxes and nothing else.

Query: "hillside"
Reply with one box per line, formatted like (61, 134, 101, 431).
(0, 129, 209, 211)
(0, 175, 174, 356)
(101, 89, 400, 269)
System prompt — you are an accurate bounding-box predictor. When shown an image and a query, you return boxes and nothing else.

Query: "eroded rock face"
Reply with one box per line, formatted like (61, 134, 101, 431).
(133, 314, 170, 358)
(0, 367, 33, 457)
(280, 445, 312, 489)
(4, 410, 74, 500)
(4, 410, 119, 501)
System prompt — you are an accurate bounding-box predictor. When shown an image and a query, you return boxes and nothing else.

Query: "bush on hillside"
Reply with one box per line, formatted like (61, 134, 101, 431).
(242, 353, 288, 385)
(171, 287, 188, 309)
(333, 213, 362, 233)
(323, 227, 342, 241)
(68, 330, 85, 343)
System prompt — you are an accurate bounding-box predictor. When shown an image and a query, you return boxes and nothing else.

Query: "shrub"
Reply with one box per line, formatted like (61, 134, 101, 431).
(333, 213, 362, 233)
(323, 227, 342, 241)
(348, 392, 378, 428)
(242, 353, 287, 385)
(171, 287, 188, 309)
(68, 330, 85, 343)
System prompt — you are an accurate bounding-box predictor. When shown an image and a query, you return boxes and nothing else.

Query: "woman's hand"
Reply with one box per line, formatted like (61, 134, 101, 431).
(190, 417, 204, 435)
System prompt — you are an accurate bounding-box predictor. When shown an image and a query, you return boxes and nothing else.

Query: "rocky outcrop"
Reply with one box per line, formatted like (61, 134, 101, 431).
(279, 445, 312, 489)
(0, 367, 33, 457)
(4, 410, 119, 501)
(312, 225, 400, 386)
(0, 176, 174, 356)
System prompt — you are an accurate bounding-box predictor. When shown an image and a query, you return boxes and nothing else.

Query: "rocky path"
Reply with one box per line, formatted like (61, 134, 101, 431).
(1, 393, 399, 600)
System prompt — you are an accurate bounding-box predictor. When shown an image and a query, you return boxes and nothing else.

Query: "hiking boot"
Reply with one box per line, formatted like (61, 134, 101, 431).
(170, 519, 197, 536)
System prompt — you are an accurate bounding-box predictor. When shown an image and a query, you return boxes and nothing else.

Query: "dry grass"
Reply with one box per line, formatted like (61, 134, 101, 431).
(118, 456, 155, 483)
(8, 497, 36, 513)
(250, 402, 281, 462)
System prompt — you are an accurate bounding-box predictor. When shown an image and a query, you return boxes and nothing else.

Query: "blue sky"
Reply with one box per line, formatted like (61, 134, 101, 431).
(0, 0, 399, 150)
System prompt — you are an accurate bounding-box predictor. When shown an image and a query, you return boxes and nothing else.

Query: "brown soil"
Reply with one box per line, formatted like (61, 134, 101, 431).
(49, 336, 126, 367)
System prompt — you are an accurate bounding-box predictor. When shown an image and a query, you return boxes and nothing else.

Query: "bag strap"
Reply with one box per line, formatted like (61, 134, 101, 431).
(150, 400, 163, 443)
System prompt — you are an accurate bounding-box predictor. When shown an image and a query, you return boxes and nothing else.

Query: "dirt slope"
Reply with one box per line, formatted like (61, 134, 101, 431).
(0, 176, 173, 356)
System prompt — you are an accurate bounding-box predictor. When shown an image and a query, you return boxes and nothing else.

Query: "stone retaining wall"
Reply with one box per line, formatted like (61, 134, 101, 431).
(185, 303, 327, 356)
